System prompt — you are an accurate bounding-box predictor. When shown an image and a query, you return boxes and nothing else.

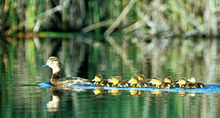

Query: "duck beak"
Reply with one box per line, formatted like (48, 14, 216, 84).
(41, 64, 48, 67)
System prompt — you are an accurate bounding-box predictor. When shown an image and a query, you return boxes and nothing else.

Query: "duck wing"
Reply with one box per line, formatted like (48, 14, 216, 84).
(62, 77, 92, 85)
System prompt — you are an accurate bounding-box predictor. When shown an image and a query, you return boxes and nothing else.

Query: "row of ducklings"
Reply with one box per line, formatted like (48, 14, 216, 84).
(92, 74, 205, 89)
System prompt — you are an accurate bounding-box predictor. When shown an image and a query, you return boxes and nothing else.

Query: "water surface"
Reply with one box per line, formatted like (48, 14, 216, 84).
(0, 36, 220, 118)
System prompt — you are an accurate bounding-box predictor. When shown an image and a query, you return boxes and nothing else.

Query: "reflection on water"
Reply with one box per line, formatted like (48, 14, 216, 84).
(0, 36, 220, 118)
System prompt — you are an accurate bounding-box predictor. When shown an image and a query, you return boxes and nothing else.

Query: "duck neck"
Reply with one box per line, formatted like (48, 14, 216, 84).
(50, 69, 61, 85)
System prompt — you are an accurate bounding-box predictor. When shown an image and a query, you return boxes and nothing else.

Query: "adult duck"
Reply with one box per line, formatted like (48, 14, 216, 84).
(41, 57, 91, 87)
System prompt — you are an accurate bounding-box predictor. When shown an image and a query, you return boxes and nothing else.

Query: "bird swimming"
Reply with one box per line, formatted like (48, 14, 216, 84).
(41, 56, 91, 87)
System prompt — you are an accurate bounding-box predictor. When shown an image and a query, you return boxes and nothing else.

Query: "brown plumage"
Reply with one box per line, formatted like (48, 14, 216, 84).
(41, 57, 91, 87)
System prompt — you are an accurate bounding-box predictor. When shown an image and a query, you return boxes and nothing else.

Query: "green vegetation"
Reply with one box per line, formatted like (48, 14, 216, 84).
(0, 35, 219, 118)
(0, 0, 220, 37)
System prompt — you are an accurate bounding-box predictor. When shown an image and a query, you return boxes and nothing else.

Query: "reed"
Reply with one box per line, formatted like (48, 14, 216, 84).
(0, 0, 219, 37)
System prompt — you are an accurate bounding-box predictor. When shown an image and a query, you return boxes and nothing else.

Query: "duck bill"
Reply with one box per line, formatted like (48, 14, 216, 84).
(41, 64, 48, 67)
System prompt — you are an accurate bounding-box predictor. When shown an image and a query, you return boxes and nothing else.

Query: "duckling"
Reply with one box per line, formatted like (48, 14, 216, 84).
(136, 74, 149, 87)
(148, 77, 158, 87)
(187, 77, 205, 88)
(161, 76, 173, 89)
(92, 74, 111, 87)
(108, 76, 122, 87)
(149, 77, 163, 88)
(176, 77, 187, 88)
(128, 75, 139, 87)
(41, 57, 91, 87)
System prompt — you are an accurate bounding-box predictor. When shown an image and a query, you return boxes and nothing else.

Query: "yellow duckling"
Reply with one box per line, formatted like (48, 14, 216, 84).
(176, 77, 187, 88)
(92, 74, 111, 87)
(149, 77, 163, 88)
(148, 77, 157, 87)
(186, 77, 205, 88)
(41, 57, 91, 87)
(128, 75, 139, 87)
(108, 76, 122, 87)
(161, 76, 173, 89)
(136, 74, 149, 87)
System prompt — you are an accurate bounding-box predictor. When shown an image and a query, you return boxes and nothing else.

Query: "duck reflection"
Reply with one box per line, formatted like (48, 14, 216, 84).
(178, 91, 186, 96)
(129, 89, 144, 95)
(129, 89, 138, 95)
(47, 87, 90, 112)
(47, 87, 60, 112)
(108, 89, 120, 96)
(151, 89, 162, 96)
(188, 92, 196, 97)
(93, 88, 103, 96)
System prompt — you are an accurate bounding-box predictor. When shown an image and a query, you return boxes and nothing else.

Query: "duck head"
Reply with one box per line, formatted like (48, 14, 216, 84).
(108, 76, 121, 85)
(164, 76, 172, 83)
(41, 57, 61, 74)
(128, 75, 139, 85)
(154, 79, 163, 86)
(188, 77, 197, 84)
(177, 77, 187, 85)
(92, 74, 103, 82)
(149, 77, 159, 84)
(137, 74, 145, 81)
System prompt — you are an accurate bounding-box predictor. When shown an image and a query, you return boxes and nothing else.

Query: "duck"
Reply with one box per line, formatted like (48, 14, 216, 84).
(108, 76, 122, 87)
(186, 77, 205, 88)
(176, 77, 187, 88)
(161, 76, 173, 89)
(41, 57, 91, 87)
(128, 75, 139, 87)
(136, 74, 149, 87)
(149, 77, 163, 88)
(92, 74, 111, 87)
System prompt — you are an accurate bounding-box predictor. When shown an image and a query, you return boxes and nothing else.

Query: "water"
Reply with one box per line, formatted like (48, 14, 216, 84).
(0, 36, 220, 118)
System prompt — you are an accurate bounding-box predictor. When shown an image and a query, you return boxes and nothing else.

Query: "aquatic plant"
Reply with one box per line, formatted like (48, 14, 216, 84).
(0, 0, 219, 37)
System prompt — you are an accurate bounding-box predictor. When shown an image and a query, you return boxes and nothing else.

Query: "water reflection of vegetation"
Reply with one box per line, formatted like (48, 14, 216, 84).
(0, 36, 219, 118)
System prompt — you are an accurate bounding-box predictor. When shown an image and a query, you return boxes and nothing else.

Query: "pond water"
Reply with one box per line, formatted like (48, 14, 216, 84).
(0, 36, 220, 118)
